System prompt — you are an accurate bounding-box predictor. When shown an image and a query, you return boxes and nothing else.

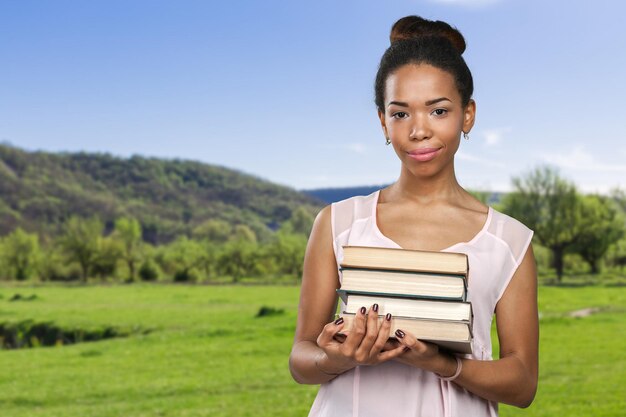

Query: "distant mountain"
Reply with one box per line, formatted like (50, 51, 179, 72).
(303, 185, 505, 205)
(0, 144, 323, 243)
(302, 185, 389, 204)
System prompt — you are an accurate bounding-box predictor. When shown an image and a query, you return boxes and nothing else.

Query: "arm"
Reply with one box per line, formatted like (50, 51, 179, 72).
(289, 206, 405, 384)
(394, 244, 539, 408)
(289, 205, 342, 384)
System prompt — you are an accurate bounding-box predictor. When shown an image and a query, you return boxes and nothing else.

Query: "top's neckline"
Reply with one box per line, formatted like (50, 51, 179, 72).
(370, 189, 492, 252)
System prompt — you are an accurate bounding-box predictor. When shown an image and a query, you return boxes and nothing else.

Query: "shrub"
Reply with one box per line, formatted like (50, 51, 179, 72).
(139, 259, 160, 281)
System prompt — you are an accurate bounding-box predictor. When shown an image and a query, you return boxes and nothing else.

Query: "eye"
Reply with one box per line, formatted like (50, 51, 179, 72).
(391, 111, 408, 119)
(432, 108, 448, 116)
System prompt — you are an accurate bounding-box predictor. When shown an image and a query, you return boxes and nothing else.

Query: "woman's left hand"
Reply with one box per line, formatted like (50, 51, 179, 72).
(390, 329, 444, 370)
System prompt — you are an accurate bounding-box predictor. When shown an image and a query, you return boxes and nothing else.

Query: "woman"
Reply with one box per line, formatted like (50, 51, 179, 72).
(289, 15, 538, 417)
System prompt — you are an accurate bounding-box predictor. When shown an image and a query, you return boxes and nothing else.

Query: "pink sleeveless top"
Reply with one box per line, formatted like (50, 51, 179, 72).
(308, 190, 534, 417)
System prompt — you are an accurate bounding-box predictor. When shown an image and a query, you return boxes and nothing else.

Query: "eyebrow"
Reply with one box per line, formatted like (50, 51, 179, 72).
(387, 97, 452, 108)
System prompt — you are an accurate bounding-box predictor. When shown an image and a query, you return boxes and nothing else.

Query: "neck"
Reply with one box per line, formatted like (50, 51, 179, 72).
(391, 163, 464, 204)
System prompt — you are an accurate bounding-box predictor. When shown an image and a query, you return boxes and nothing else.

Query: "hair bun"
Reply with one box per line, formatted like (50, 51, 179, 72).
(390, 16, 466, 55)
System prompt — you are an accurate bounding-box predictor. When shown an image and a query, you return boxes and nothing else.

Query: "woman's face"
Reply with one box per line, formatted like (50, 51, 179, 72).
(378, 63, 475, 179)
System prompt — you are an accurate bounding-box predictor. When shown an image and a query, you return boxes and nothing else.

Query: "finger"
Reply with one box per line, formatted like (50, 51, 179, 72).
(393, 329, 430, 354)
(382, 338, 400, 351)
(333, 333, 347, 343)
(356, 303, 380, 356)
(342, 306, 368, 355)
(376, 343, 407, 362)
(393, 328, 418, 350)
(316, 317, 346, 347)
(369, 312, 393, 356)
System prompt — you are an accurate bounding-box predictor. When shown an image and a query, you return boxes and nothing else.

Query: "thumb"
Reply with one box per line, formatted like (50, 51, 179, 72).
(317, 317, 346, 347)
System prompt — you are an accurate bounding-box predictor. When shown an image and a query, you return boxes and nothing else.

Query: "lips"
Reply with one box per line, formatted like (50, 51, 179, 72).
(407, 147, 441, 162)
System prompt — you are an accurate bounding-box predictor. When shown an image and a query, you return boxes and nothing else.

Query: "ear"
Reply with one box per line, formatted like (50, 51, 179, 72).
(462, 99, 476, 134)
(378, 109, 388, 138)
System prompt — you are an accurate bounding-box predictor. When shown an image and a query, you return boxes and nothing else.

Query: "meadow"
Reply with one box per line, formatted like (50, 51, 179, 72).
(0, 283, 625, 417)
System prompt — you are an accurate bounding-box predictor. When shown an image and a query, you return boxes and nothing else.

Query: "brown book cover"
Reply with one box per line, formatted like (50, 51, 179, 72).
(341, 246, 469, 276)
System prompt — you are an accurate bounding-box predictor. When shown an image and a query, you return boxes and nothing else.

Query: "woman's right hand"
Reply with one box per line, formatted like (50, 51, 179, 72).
(314, 304, 407, 375)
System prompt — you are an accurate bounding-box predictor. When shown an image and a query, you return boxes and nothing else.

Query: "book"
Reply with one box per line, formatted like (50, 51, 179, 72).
(338, 291, 473, 323)
(339, 313, 473, 354)
(341, 246, 469, 276)
(340, 267, 467, 301)
(336, 245, 474, 354)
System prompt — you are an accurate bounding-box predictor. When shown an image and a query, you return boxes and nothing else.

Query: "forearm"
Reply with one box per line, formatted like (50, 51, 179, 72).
(424, 353, 537, 408)
(456, 354, 536, 407)
(289, 341, 348, 385)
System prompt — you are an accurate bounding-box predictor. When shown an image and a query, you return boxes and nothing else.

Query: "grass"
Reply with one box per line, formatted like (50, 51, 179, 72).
(0, 283, 625, 416)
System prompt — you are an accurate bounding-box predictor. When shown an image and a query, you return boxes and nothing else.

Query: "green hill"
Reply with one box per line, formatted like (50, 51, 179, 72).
(0, 144, 322, 243)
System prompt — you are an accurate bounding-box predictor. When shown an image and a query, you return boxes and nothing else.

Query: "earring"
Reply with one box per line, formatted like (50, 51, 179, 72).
(385, 137, 391, 145)
(463, 131, 470, 141)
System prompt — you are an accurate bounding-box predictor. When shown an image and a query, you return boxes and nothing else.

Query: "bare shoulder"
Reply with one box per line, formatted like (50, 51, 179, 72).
(460, 189, 490, 214)
(448, 190, 490, 231)
(309, 205, 332, 244)
(304, 204, 336, 282)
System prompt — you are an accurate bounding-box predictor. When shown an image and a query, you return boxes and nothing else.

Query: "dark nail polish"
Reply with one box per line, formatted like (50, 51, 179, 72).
(395, 329, 405, 338)
(360, 306, 366, 314)
(385, 313, 392, 321)
(373, 303, 379, 312)
(334, 317, 344, 325)
(403, 346, 410, 352)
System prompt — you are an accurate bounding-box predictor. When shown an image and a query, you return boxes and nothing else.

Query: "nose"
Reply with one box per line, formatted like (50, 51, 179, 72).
(409, 115, 431, 141)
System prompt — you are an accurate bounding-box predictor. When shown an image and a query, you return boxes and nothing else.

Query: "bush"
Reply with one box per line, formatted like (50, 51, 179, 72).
(139, 260, 160, 281)
(173, 269, 198, 283)
(255, 306, 285, 317)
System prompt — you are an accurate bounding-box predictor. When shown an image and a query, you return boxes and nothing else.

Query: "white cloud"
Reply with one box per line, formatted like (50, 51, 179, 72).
(481, 127, 511, 147)
(456, 151, 506, 168)
(541, 146, 626, 172)
(428, 0, 502, 7)
(322, 142, 368, 154)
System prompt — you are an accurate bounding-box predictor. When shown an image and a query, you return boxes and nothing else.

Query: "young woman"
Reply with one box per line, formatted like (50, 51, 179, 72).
(289, 16, 538, 417)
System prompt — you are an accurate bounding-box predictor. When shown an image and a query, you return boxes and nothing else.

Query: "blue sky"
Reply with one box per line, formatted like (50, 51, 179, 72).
(1, 0, 625, 192)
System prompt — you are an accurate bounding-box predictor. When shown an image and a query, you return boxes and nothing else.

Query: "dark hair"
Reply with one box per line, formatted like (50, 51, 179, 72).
(374, 16, 474, 111)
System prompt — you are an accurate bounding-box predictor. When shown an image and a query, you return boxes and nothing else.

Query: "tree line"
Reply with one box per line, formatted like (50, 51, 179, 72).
(0, 207, 313, 283)
(1, 166, 625, 284)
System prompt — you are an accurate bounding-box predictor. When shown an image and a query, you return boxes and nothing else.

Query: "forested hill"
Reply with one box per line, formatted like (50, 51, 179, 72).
(0, 144, 323, 243)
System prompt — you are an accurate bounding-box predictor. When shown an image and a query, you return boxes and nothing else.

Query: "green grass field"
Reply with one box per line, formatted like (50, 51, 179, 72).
(1, 283, 625, 417)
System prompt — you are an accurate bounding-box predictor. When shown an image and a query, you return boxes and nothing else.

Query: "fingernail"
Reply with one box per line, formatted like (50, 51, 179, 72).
(360, 306, 366, 314)
(395, 329, 405, 338)
(385, 313, 392, 321)
(372, 303, 379, 312)
(403, 346, 410, 352)
(334, 317, 344, 325)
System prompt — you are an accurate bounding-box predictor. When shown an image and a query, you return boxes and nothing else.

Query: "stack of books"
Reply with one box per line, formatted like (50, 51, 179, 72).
(337, 245, 473, 354)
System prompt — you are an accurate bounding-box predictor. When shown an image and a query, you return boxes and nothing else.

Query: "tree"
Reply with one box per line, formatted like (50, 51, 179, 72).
(91, 236, 122, 280)
(610, 187, 626, 213)
(1, 228, 40, 280)
(571, 195, 625, 273)
(113, 217, 143, 280)
(196, 240, 221, 281)
(285, 207, 315, 236)
(215, 224, 261, 282)
(233, 224, 257, 243)
(192, 219, 232, 243)
(59, 216, 104, 282)
(501, 166, 582, 282)
(163, 236, 205, 282)
(268, 230, 307, 279)
(608, 238, 626, 271)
